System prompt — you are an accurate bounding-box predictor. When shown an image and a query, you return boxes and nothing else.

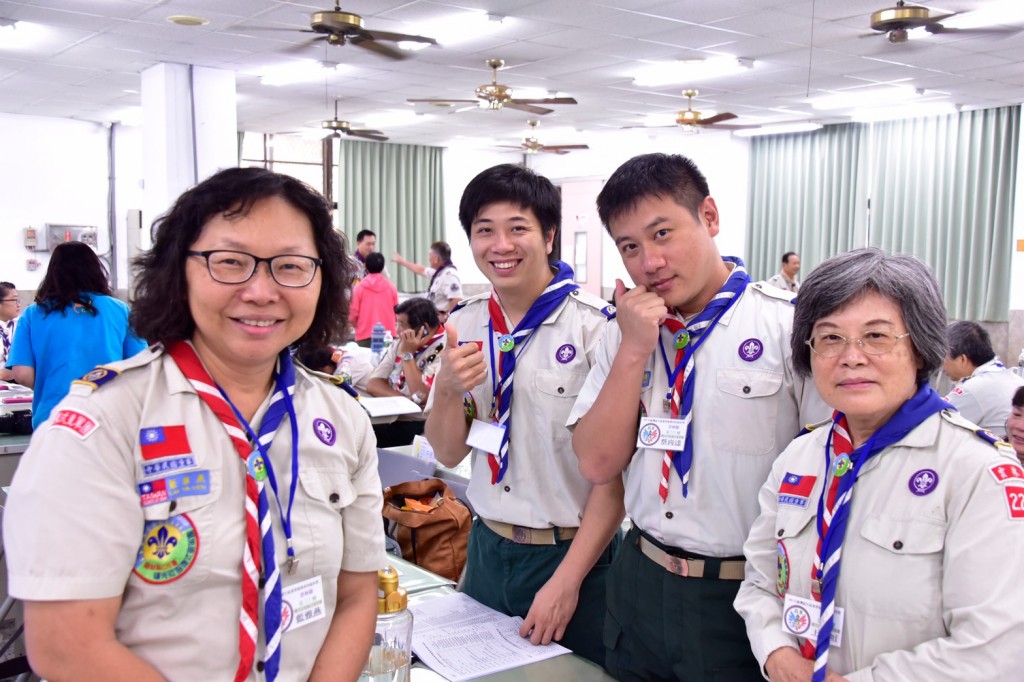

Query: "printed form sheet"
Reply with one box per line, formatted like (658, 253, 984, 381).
(409, 592, 570, 681)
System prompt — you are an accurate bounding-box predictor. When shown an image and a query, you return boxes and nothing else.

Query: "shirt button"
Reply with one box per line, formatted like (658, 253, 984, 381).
(777, 529, 785, 537)
(169, 501, 177, 512)
(329, 492, 340, 503)
(256, 661, 265, 672)
(504, 486, 511, 493)
(742, 386, 751, 394)
(665, 511, 674, 519)
(893, 540, 903, 550)
(557, 387, 565, 394)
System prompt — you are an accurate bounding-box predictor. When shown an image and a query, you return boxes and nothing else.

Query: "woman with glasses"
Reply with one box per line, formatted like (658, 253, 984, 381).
(4, 167, 386, 681)
(0, 281, 19, 382)
(735, 248, 1024, 681)
(7, 242, 146, 428)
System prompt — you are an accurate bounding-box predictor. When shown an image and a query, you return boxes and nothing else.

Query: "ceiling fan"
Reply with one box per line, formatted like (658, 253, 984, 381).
(866, 1, 1017, 43)
(497, 120, 589, 155)
(627, 90, 750, 131)
(322, 100, 388, 141)
(289, 2, 437, 60)
(407, 59, 578, 115)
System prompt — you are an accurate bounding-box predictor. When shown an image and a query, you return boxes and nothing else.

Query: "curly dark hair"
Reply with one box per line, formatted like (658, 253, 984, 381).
(36, 241, 112, 315)
(131, 167, 352, 352)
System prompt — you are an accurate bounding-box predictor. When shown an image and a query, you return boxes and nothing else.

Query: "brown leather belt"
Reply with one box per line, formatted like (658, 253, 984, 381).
(636, 533, 746, 580)
(481, 518, 578, 545)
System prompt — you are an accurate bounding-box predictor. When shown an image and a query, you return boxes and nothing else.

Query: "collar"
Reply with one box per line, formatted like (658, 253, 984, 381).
(850, 410, 940, 478)
(476, 294, 572, 329)
(163, 344, 314, 397)
(971, 358, 1005, 377)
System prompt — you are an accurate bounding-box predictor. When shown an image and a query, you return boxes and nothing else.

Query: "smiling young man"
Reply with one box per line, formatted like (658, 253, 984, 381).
(568, 153, 826, 681)
(424, 164, 622, 667)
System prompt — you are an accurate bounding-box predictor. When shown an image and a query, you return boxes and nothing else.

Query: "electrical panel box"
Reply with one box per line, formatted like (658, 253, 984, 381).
(43, 224, 98, 251)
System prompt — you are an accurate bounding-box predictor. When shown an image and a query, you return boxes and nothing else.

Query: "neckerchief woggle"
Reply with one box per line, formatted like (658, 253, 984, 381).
(655, 256, 749, 498)
(167, 341, 299, 682)
(486, 260, 578, 484)
(807, 383, 948, 682)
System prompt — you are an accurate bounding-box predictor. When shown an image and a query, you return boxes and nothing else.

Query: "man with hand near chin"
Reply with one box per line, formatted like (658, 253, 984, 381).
(568, 153, 826, 681)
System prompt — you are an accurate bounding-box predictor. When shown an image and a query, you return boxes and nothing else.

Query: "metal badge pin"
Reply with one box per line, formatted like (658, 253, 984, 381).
(673, 329, 690, 350)
(498, 334, 515, 352)
(833, 454, 852, 477)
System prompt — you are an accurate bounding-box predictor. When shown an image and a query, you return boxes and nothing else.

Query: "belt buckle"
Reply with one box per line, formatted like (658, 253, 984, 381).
(666, 555, 689, 577)
(512, 526, 531, 544)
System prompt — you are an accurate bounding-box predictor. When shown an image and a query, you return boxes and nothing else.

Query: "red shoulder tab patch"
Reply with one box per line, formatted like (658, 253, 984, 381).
(1004, 486, 1024, 519)
(52, 409, 99, 439)
(989, 462, 1024, 484)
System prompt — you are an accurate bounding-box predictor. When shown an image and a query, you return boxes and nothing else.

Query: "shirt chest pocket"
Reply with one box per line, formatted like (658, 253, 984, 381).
(298, 468, 357, 575)
(850, 514, 946, 620)
(531, 369, 588, 442)
(711, 368, 783, 456)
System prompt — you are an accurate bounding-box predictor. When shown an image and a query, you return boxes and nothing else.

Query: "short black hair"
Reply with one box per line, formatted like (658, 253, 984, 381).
(365, 252, 386, 274)
(1013, 386, 1024, 409)
(395, 297, 440, 331)
(782, 252, 798, 264)
(458, 164, 560, 240)
(946, 320, 995, 367)
(430, 241, 451, 261)
(356, 229, 376, 243)
(132, 167, 351, 353)
(296, 347, 336, 373)
(597, 153, 710, 232)
(0, 282, 15, 297)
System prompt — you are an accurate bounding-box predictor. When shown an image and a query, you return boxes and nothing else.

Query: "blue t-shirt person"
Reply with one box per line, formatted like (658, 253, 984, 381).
(7, 293, 147, 428)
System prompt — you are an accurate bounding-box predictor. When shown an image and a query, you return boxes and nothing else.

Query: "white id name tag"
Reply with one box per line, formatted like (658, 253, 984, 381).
(781, 593, 845, 647)
(466, 419, 506, 455)
(637, 415, 691, 451)
(282, 574, 327, 633)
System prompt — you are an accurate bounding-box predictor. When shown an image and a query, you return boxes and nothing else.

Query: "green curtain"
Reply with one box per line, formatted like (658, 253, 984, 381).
(746, 123, 869, 281)
(334, 139, 445, 292)
(868, 106, 1019, 321)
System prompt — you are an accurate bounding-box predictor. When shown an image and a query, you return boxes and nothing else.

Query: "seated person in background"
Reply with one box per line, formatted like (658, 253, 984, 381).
(766, 251, 800, 293)
(393, 241, 463, 322)
(348, 252, 397, 347)
(332, 344, 375, 396)
(367, 298, 444, 447)
(942, 320, 1023, 435)
(297, 347, 337, 375)
(1006, 386, 1024, 464)
(0, 281, 20, 382)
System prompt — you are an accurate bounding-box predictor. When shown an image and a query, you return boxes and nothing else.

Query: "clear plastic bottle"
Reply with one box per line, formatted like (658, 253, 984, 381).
(359, 566, 413, 682)
(371, 322, 386, 364)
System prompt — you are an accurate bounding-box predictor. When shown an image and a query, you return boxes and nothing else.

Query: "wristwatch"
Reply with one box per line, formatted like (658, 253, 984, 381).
(401, 352, 415, 362)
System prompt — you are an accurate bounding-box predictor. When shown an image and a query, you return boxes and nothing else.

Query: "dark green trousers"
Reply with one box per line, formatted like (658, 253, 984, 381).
(461, 516, 620, 668)
(604, 525, 761, 681)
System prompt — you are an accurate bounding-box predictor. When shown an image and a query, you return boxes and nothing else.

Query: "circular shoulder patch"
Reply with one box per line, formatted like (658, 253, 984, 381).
(134, 514, 200, 584)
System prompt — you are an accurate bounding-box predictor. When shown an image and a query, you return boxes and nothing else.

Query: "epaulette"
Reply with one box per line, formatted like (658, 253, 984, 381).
(750, 281, 797, 305)
(70, 366, 121, 393)
(796, 417, 832, 438)
(325, 373, 360, 400)
(449, 291, 489, 315)
(67, 344, 161, 396)
(568, 288, 616, 319)
(941, 409, 1016, 455)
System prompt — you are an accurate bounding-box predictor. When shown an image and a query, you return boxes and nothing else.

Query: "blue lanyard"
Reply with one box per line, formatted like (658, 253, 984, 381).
(221, 378, 301, 571)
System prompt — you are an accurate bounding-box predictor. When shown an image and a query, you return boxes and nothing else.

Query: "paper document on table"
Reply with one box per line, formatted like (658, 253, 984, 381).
(360, 396, 422, 418)
(409, 592, 570, 681)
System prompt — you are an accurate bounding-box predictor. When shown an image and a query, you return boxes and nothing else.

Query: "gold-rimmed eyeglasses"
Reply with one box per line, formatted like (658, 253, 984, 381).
(806, 330, 911, 358)
(187, 250, 321, 288)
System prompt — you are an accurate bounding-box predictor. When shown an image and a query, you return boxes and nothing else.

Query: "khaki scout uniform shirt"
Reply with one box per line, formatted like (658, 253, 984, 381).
(568, 282, 826, 556)
(4, 346, 386, 681)
(734, 410, 1024, 681)
(370, 332, 445, 421)
(423, 265, 464, 312)
(428, 289, 613, 529)
(944, 358, 1024, 435)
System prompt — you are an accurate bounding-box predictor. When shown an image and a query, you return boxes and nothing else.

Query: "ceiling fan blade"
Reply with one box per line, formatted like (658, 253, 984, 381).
(364, 29, 437, 45)
(282, 36, 326, 54)
(698, 112, 738, 125)
(506, 102, 554, 115)
(349, 130, 389, 141)
(510, 97, 578, 106)
(926, 23, 1020, 35)
(406, 98, 478, 105)
(707, 123, 761, 130)
(350, 37, 407, 60)
(541, 144, 590, 152)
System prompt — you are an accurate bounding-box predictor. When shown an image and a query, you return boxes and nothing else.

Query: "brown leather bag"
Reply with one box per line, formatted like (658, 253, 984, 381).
(382, 478, 471, 581)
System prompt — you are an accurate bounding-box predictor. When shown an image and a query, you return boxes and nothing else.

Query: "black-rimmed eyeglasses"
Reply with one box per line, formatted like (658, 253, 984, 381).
(187, 250, 322, 288)
(0, 298, 18, 304)
(806, 330, 911, 358)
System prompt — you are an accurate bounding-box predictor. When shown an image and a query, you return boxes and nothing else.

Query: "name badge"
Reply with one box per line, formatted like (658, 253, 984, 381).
(637, 416, 691, 451)
(781, 593, 845, 647)
(466, 419, 506, 455)
(282, 574, 327, 633)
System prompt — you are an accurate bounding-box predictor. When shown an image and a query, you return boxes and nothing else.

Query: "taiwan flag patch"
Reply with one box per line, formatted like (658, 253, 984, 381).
(778, 473, 817, 508)
(139, 425, 192, 460)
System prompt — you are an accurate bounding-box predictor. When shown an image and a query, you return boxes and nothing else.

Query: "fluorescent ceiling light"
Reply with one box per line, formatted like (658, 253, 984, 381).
(0, 19, 45, 49)
(733, 122, 823, 137)
(809, 86, 920, 111)
(851, 102, 957, 122)
(261, 61, 347, 86)
(941, 0, 1024, 29)
(632, 57, 754, 88)
(417, 11, 505, 46)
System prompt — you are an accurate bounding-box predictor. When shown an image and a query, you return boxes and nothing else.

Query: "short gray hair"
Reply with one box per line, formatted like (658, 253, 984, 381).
(791, 248, 947, 386)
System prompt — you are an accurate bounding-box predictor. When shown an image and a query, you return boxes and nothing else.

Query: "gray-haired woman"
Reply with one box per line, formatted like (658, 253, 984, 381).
(734, 248, 1024, 681)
